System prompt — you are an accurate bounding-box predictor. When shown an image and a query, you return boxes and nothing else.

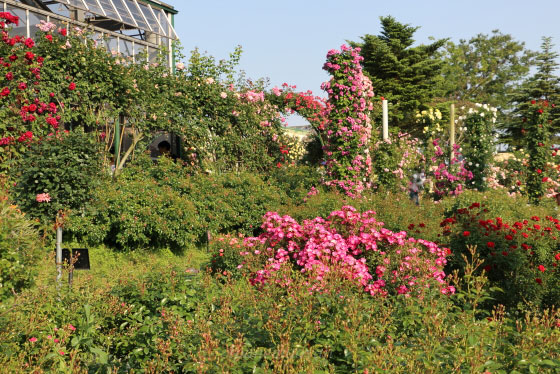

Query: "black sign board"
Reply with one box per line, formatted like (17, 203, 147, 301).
(55, 248, 91, 270)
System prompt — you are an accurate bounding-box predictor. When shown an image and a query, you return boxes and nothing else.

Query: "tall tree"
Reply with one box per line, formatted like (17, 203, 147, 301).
(439, 30, 534, 112)
(349, 16, 447, 135)
(505, 37, 560, 147)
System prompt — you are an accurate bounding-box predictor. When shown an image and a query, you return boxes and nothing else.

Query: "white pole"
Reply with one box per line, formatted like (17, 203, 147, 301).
(450, 103, 455, 160)
(56, 226, 62, 291)
(382, 99, 389, 140)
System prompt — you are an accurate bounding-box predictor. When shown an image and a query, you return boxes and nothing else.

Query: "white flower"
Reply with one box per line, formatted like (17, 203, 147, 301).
(176, 62, 185, 70)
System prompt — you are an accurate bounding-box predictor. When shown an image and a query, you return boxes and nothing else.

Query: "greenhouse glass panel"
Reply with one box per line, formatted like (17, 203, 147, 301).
(135, 43, 147, 62)
(148, 46, 158, 62)
(96, 0, 121, 20)
(28, 11, 47, 38)
(82, 0, 105, 15)
(6, 6, 27, 37)
(67, 0, 88, 11)
(137, 2, 164, 36)
(119, 38, 133, 58)
(90, 32, 105, 48)
(47, 3, 72, 19)
(106, 36, 118, 55)
(156, 8, 177, 39)
(110, 0, 136, 26)
(126, 0, 150, 30)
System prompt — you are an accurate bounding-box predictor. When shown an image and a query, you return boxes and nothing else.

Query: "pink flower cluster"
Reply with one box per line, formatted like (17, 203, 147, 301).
(320, 45, 374, 196)
(235, 206, 454, 298)
(36, 193, 51, 202)
(429, 140, 472, 197)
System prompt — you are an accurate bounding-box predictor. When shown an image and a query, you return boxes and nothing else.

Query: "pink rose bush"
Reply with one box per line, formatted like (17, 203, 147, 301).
(212, 206, 454, 298)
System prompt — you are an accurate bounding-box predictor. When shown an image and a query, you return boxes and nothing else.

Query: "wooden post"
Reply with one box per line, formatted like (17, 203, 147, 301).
(449, 103, 455, 159)
(382, 99, 389, 140)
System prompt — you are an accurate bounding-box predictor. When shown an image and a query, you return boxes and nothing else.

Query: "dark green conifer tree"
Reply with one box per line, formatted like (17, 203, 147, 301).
(349, 16, 447, 136)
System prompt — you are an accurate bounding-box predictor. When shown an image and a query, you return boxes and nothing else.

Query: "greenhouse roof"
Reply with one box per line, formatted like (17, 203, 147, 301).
(41, 0, 178, 39)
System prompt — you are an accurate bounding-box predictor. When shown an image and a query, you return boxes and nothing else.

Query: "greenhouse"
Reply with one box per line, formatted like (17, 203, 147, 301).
(3, 0, 178, 68)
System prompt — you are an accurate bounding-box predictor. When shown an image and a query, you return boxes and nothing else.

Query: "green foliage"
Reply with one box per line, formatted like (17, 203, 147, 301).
(265, 165, 323, 202)
(2, 203, 560, 372)
(439, 30, 534, 115)
(12, 130, 105, 226)
(461, 104, 497, 191)
(525, 101, 551, 204)
(0, 197, 41, 301)
(349, 16, 447, 135)
(441, 190, 560, 310)
(68, 156, 288, 250)
(507, 37, 560, 147)
(67, 174, 201, 251)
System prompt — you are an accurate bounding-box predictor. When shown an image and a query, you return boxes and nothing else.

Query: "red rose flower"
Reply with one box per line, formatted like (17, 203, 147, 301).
(45, 34, 53, 42)
(487, 241, 495, 248)
(68, 82, 76, 91)
(538, 265, 546, 272)
(535, 278, 542, 284)
(24, 37, 34, 48)
(463, 231, 470, 237)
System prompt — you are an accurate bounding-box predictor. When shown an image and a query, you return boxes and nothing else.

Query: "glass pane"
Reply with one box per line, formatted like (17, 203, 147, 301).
(82, 0, 104, 15)
(47, 3, 71, 19)
(6, 6, 27, 37)
(67, 0, 88, 10)
(119, 38, 133, 57)
(148, 47, 158, 62)
(156, 9, 176, 39)
(28, 11, 47, 38)
(138, 2, 163, 36)
(126, 0, 150, 31)
(111, 0, 136, 26)
(106, 37, 118, 56)
(97, 0, 120, 20)
(135, 43, 147, 62)
(90, 32, 105, 48)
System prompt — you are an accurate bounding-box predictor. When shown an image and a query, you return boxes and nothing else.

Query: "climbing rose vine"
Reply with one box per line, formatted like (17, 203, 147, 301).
(320, 45, 375, 196)
(0, 13, 59, 170)
(525, 100, 551, 204)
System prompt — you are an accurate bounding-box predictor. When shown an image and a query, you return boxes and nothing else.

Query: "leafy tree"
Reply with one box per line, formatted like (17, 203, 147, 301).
(439, 30, 534, 113)
(349, 16, 447, 135)
(505, 37, 560, 147)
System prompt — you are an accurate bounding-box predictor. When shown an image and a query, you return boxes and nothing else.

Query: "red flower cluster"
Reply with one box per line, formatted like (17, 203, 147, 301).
(0, 12, 19, 25)
(441, 202, 560, 279)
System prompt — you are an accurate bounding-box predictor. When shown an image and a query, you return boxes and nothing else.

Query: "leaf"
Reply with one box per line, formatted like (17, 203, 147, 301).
(90, 347, 108, 364)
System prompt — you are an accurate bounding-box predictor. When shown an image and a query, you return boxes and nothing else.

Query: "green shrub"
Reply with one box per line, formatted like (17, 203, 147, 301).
(440, 191, 560, 310)
(265, 164, 323, 202)
(68, 177, 202, 251)
(0, 197, 42, 300)
(68, 156, 289, 250)
(12, 131, 106, 226)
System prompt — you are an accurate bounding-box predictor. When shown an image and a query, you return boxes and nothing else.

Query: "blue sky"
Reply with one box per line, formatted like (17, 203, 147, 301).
(164, 0, 560, 124)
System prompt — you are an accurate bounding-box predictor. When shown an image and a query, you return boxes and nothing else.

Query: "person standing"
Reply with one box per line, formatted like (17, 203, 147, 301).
(409, 171, 426, 205)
